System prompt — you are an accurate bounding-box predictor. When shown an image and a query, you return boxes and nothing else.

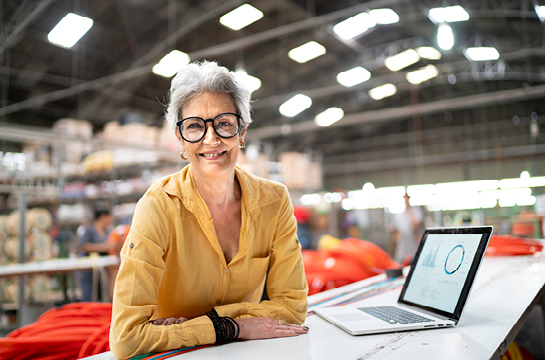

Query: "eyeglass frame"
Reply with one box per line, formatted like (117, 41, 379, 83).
(176, 112, 242, 143)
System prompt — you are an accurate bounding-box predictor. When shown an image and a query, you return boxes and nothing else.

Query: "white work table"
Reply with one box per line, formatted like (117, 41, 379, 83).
(0, 255, 120, 278)
(84, 254, 545, 360)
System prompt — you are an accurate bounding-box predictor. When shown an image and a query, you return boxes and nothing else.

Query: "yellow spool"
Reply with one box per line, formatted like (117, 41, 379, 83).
(27, 208, 53, 231)
(0, 215, 8, 234)
(3, 235, 32, 261)
(6, 210, 29, 235)
(0, 235, 6, 264)
(30, 275, 50, 303)
(2, 279, 31, 304)
(32, 233, 53, 261)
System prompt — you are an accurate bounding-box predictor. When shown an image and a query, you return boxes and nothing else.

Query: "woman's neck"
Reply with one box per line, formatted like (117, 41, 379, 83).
(192, 168, 240, 208)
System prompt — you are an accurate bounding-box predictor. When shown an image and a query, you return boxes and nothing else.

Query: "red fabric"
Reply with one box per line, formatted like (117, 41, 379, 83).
(303, 238, 399, 295)
(0, 302, 112, 360)
(485, 234, 543, 257)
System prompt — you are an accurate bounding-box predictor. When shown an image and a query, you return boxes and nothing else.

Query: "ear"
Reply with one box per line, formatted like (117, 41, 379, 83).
(174, 127, 184, 145)
(239, 125, 248, 141)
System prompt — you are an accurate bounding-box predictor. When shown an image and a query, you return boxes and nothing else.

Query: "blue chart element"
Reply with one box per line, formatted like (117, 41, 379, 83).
(444, 245, 465, 275)
(422, 246, 439, 267)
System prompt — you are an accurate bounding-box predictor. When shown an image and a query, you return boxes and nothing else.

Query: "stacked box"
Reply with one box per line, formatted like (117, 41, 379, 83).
(52, 118, 94, 164)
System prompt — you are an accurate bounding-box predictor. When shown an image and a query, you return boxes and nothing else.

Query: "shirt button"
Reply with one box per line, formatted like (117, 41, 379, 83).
(129, 243, 134, 248)
(224, 270, 228, 273)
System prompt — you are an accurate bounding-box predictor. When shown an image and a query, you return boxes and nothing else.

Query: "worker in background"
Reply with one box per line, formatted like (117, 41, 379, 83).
(77, 209, 118, 302)
(393, 194, 425, 265)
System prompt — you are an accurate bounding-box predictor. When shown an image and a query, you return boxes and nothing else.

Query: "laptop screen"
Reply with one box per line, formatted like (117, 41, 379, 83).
(398, 227, 493, 321)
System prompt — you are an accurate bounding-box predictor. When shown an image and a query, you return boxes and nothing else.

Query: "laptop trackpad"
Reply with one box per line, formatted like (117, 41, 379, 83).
(332, 312, 371, 322)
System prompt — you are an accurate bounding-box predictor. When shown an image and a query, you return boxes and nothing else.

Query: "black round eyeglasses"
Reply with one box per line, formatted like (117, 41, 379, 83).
(176, 113, 241, 143)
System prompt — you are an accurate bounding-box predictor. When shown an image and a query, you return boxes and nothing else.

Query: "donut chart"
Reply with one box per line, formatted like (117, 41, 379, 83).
(444, 244, 465, 275)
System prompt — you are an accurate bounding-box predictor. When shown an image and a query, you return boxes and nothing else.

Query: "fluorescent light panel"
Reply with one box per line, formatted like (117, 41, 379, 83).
(288, 41, 326, 63)
(406, 64, 439, 85)
(219, 4, 263, 31)
(437, 24, 454, 50)
(235, 70, 261, 93)
(536, 6, 545, 21)
(464, 47, 500, 61)
(47, 13, 93, 48)
(337, 67, 371, 87)
(384, 49, 420, 71)
(333, 12, 376, 39)
(279, 94, 312, 117)
(369, 83, 396, 100)
(369, 8, 399, 24)
(315, 107, 344, 127)
(428, 5, 470, 23)
(417, 46, 442, 60)
(152, 50, 190, 77)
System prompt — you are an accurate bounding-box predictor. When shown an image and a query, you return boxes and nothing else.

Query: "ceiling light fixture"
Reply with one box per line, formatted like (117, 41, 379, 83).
(288, 41, 326, 63)
(369, 8, 399, 24)
(428, 5, 470, 23)
(235, 70, 262, 93)
(464, 47, 500, 61)
(336, 67, 371, 87)
(315, 107, 344, 127)
(47, 13, 93, 48)
(384, 49, 420, 72)
(333, 12, 376, 39)
(279, 94, 312, 117)
(406, 64, 439, 85)
(369, 83, 397, 100)
(437, 24, 454, 50)
(536, 6, 545, 21)
(152, 50, 190, 77)
(417, 46, 442, 60)
(219, 4, 263, 31)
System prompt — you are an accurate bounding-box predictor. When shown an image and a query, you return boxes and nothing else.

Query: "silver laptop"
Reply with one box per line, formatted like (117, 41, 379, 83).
(314, 226, 493, 335)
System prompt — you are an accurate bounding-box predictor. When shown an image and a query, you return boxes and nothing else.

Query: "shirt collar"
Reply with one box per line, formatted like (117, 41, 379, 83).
(162, 165, 281, 219)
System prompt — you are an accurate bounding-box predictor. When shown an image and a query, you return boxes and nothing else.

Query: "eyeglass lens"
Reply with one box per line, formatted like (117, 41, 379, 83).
(181, 114, 239, 142)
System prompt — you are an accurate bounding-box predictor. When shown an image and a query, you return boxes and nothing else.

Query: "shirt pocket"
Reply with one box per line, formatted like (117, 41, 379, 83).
(247, 255, 270, 289)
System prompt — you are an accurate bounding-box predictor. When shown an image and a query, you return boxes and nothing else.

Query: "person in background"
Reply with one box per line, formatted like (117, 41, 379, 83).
(393, 194, 424, 265)
(109, 61, 308, 359)
(77, 209, 117, 302)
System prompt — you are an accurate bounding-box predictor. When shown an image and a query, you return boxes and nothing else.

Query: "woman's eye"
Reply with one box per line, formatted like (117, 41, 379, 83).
(187, 122, 203, 129)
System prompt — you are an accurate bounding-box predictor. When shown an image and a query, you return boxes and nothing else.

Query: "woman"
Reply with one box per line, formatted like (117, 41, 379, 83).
(109, 61, 309, 359)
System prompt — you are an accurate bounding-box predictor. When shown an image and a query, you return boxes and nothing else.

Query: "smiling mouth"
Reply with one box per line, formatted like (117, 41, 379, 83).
(200, 151, 226, 158)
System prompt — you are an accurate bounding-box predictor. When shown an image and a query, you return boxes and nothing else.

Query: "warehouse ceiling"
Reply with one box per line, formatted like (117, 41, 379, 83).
(1, 0, 545, 187)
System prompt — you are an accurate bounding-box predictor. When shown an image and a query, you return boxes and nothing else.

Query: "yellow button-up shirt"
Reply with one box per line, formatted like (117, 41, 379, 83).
(109, 165, 308, 359)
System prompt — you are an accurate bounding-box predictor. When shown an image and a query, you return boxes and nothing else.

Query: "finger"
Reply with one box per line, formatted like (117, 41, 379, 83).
(278, 324, 309, 335)
(162, 317, 179, 325)
(175, 317, 188, 324)
(152, 318, 166, 325)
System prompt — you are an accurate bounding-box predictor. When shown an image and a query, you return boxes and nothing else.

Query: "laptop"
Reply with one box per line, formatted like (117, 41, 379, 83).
(314, 226, 493, 335)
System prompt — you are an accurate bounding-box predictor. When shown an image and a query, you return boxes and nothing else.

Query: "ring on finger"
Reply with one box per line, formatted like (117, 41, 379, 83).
(278, 320, 288, 325)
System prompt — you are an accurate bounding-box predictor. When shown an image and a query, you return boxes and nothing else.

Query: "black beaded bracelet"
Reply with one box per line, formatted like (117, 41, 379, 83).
(207, 311, 239, 343)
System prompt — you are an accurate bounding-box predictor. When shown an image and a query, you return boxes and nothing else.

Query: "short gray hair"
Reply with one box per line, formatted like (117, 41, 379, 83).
(164, 60, 252, 131)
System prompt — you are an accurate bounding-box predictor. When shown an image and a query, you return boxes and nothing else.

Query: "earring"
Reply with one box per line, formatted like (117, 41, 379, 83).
(239, 141, 246, 150)
(180, 150, 188, 160)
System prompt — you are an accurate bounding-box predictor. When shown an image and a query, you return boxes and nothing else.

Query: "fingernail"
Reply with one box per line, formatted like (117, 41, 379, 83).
(302, 326, 309, 331)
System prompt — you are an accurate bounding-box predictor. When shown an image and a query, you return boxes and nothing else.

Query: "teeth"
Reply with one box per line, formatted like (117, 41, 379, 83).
(202, 152, 223, 157)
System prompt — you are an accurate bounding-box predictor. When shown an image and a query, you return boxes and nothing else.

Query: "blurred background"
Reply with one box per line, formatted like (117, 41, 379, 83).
(1, 0, 545, 338)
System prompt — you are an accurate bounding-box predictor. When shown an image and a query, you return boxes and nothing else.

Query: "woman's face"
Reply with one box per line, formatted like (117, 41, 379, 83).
(176, 91, 246, 181)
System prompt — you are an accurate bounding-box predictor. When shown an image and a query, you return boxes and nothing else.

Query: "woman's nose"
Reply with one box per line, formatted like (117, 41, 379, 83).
(202, 122, 219, 144)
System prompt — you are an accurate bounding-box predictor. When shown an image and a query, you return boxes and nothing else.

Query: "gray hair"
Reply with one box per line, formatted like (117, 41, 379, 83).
(164, 60, 252, 131)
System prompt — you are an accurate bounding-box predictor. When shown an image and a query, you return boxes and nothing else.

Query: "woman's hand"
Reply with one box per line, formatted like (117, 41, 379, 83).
(235, 317, 309, 340)
(152, 317, 189, 325)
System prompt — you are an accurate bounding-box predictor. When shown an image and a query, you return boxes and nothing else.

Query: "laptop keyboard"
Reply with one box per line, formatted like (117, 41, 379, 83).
(358, 306, 434, 324)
